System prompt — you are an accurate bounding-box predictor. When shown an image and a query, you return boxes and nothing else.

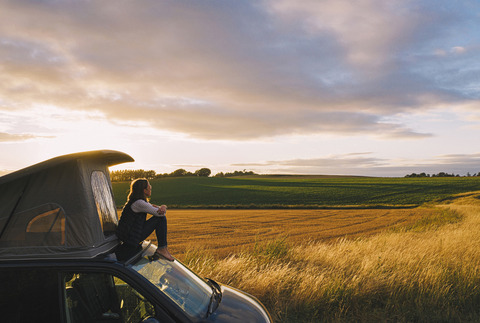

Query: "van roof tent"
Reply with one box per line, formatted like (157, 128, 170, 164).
(0, 150, 134, 261)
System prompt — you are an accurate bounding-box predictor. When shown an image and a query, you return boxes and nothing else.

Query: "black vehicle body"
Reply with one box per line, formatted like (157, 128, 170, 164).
(0, 150, 272, 323)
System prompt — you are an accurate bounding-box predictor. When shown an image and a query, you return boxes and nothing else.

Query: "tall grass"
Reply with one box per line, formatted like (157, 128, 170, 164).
(180, 193, 480, 322)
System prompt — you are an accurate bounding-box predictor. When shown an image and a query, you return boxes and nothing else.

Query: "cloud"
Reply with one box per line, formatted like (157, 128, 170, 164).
(264, 0, 419, 73)
(232, 152, 480, 176)
(234, 152, 385, 168)
(433, 153, 480, 167)
(0, 0, 479, 140)
(451, 46, 467, 54)
(0, 132, 38, 142)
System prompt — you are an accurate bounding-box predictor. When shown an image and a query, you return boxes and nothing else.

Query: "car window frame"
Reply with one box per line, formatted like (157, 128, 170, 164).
(0, 259, 194, 323)
(57, 263, 188, 323)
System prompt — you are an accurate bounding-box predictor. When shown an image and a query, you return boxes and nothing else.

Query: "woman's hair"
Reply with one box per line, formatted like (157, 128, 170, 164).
(127, 178, 149, 202)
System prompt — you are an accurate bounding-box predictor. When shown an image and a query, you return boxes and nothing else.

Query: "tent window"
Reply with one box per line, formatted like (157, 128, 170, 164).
(0, 203, 66, 247)
(91, 171, 118, 237)
(26, 206, 65, 246)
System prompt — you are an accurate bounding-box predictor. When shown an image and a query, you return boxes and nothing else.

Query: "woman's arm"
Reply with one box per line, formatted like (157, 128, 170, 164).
(131, 199, 166, 216)
(151, 203, 167, 215)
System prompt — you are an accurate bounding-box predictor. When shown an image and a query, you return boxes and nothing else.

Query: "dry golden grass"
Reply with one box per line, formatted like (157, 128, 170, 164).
(175, 193, 480, 322)
(118, 194, 480, 321)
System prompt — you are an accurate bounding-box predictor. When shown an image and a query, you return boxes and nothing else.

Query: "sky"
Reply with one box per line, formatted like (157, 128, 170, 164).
(1, 0, 480, 177)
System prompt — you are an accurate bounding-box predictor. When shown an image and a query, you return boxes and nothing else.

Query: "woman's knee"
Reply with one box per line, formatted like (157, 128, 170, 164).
(158, 215, 167, 225)
(151, 215, 167, 229)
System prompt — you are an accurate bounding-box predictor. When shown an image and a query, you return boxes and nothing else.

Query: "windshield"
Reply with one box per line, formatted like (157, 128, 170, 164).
(131, 256, 212, 318)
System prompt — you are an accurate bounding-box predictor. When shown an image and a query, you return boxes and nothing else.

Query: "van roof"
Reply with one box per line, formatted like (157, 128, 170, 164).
(0, 150, 133, 185)
(0, 150, 134, 261)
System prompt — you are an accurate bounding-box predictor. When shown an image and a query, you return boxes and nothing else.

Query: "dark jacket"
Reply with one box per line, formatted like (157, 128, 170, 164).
(116, 199, 147, 246)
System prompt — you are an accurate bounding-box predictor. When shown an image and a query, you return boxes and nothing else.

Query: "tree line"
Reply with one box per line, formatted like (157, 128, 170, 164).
(405, 172, 480, 178)
(110, 168, 256, 182)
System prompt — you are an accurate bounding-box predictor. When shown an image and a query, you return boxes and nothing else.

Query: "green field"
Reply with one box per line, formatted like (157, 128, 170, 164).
(111, 176, 480, 208)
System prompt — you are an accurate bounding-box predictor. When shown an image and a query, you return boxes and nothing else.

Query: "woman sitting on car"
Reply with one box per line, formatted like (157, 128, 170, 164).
(116, 178, 174, 261)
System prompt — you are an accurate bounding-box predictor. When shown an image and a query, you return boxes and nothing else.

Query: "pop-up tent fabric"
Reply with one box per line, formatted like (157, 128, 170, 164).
(0, 150, 134, 260)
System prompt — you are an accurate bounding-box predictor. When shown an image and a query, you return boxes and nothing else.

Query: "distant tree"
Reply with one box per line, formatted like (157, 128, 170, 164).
(195, 168, 211, 177)
(223, 170, 257, 177)
(110, 169, 157, 181)
(145, 170, 156, 179)
(405, 172, 429, 178)
(155, 173, 170, 179)
(432, 172, 457, 177)
(172, 168, 187, 177)
(111, 167, 256, 181)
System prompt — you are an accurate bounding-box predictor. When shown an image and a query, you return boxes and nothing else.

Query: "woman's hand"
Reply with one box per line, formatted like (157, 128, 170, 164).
(157, 204, 167, 215)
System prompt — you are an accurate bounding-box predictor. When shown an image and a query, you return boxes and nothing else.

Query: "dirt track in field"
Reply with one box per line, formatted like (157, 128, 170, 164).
(131, 208, 433, 258)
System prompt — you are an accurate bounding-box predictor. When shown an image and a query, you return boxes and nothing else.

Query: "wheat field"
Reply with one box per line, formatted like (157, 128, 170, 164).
(119, 192, 480, 322)
(177, 193, 480, 322)
(157, 208, 434, 258)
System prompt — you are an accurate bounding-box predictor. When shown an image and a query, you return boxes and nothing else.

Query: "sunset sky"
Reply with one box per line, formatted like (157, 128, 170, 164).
(1, 0, 480, 177)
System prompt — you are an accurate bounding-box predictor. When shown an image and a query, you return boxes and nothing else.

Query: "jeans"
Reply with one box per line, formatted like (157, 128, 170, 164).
(140, 216, 168, 247)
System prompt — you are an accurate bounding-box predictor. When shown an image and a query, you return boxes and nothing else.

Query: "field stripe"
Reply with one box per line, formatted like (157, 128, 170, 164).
(131, 208, 434, 258)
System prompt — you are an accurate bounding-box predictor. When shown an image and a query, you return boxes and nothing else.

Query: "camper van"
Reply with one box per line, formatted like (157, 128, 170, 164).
(0, 150, 272, 323)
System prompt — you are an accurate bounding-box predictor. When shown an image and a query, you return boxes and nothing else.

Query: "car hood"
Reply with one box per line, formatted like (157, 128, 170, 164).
(203, 285, 272, 323)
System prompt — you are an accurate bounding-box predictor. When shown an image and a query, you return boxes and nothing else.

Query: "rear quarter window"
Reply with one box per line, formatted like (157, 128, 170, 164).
(91, 171, 118, 237)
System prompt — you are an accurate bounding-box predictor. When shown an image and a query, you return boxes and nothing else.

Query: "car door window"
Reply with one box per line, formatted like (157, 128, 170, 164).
(63, 272, 157, 323)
